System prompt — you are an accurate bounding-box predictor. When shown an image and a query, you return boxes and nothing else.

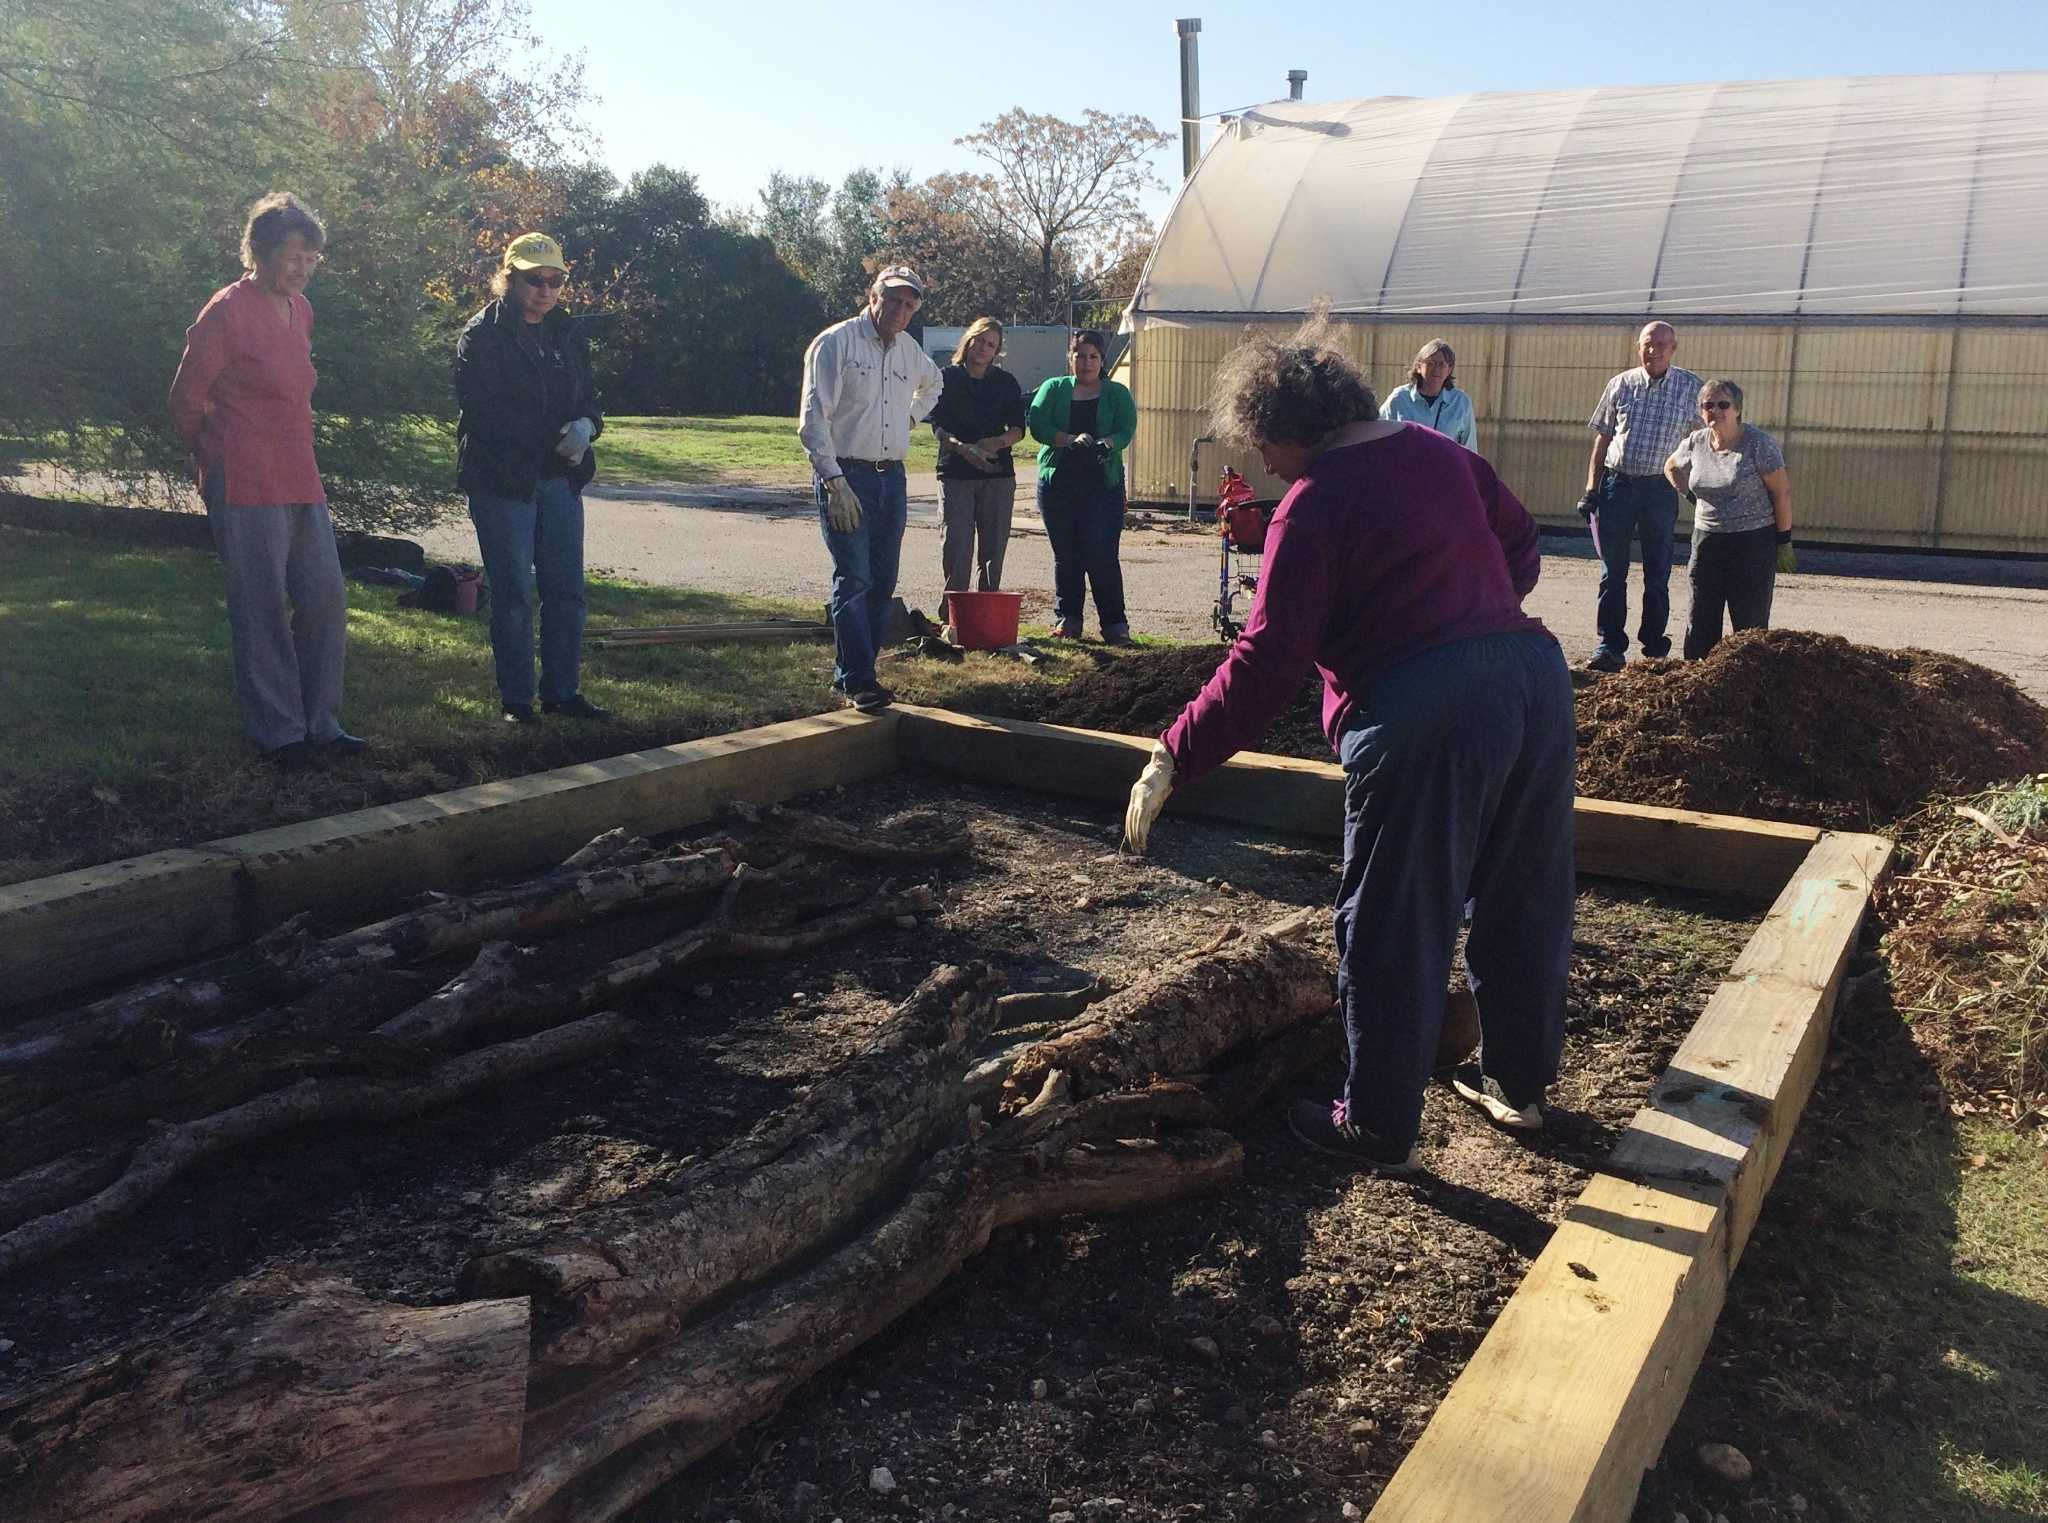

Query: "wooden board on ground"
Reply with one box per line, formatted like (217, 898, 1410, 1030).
(0, 849, 244, 1008)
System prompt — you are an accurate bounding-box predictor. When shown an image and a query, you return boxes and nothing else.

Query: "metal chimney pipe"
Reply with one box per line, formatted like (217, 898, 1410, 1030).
(1287, 68, 1307, 101)
(1176, 18, 1202, 179)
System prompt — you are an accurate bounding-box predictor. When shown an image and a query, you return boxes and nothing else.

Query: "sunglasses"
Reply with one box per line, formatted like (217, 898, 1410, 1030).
(520, 271, 566, 290)
(1700, 399, 1735, 412)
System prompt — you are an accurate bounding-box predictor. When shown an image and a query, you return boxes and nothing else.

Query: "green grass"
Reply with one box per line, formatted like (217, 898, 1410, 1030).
(1656, 1025, 2048, 1521)
(595, 415, 939, 486)
(0, 527, 1065, 884)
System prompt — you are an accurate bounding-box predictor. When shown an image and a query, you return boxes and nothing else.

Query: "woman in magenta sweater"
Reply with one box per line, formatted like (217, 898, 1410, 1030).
(1122, 319, 1576, 1173)
(170, 192, 360, 768)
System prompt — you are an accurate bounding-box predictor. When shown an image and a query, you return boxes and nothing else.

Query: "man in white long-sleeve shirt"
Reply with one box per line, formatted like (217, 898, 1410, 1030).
(798, 266, 944, 711)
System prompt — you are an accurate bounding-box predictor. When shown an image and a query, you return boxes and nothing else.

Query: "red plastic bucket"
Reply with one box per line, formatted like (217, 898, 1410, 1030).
(946, 590, 1022, 650)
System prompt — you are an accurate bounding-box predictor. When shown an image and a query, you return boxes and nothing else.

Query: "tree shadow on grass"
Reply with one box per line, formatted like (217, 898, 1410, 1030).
(1633, 975, 2048, 1522)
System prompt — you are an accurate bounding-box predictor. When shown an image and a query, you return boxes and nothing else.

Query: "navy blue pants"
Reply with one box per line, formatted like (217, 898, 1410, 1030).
(1036, 476, 1128, 636)
(1332, 630, 1577, 1151)
(1594, 472, 1678, 660)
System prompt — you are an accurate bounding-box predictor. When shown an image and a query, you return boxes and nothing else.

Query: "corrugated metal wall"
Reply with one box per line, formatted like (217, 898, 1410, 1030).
(1125, 319, 2048, 552)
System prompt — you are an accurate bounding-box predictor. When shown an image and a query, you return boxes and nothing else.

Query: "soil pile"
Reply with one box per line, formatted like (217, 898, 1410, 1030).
(1575, 629, 2048, 830)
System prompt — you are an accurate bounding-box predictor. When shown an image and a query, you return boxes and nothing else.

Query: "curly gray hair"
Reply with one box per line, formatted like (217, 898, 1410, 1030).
(1207, 308, 1378, 450)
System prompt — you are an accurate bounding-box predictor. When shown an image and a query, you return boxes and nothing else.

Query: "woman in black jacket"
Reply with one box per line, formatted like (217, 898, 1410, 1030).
(455, 232, 608, 724)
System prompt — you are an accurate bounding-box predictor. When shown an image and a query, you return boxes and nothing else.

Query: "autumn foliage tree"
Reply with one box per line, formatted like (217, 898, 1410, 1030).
(951, 108, 1171, 322)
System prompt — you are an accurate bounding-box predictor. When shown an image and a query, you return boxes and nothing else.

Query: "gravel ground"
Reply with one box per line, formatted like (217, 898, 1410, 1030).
(414, 476, 2048, 704)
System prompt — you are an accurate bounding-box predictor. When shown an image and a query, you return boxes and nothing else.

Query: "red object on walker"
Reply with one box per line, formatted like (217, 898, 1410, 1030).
(1216, 468, 1269, 552)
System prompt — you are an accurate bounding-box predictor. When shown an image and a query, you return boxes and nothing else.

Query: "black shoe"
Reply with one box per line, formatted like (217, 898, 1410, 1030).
(1584, 651, 1624, 674)
(262, 740, 314, 771)
(541, 694, 612, 720)
(1102, 626, 1137, 648)
(848, 684, 895, 714)
(1285, 1099, 1420, 1174)
(317, 731, 369, 754)
(1450, 1064, 1545, 1132)
(502, 703, 539, 725)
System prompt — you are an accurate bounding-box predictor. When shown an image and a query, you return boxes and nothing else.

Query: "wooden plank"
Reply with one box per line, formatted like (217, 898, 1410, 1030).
(0, 850, 242, 1012)
(1368, 1172, 1731, 1523)
(895, 707, 1821, 899)
(1371, 830, 1894, 1523)
(1573, 798, 1821, 902)
(0, 711, 897, 1009)
(224, 711, 899, 931)
(1612, 831, 1894, 1262)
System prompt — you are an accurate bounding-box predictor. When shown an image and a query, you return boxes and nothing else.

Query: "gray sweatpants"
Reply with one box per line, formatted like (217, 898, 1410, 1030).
(940, 475, 1015, 593)
(205, 474, 348, 750)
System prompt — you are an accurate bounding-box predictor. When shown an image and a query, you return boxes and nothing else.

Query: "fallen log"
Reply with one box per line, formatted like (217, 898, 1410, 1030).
(316, 1113, 1242, 1523)
(0, 1013, 635, 1276)
(721, 800, 972, 864)
(0, 1272, 529, 1523)
(1001, 923, 1335, 1107)
(0, 843, 733, 1076)
(460, 962, 1006, 1380)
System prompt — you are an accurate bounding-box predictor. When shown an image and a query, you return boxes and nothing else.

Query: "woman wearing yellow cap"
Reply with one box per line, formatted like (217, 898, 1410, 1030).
(454, 233, 609, 725)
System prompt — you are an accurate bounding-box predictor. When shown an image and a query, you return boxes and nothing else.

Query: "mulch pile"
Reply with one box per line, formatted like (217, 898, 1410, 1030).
(1574, 629, 2048, 830)
(1000, 630, 2048, 834)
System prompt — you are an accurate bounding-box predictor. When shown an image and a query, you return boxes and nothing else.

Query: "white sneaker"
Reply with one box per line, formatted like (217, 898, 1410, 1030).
(1451, 1065, 1544, 1132)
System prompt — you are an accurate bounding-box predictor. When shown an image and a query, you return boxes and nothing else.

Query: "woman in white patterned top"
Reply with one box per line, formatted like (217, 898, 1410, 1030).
(1664, 377, 1794, 660)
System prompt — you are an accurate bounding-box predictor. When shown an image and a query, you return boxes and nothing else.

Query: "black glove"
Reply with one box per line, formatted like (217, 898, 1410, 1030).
(1575, 490, 1599, 520)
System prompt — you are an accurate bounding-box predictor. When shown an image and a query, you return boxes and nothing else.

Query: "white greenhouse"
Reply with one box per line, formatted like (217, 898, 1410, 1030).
(1121, 72, 2048, 552)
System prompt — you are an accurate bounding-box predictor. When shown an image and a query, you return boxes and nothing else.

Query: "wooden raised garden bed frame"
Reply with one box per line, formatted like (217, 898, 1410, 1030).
(0, 705, 1893, 1523)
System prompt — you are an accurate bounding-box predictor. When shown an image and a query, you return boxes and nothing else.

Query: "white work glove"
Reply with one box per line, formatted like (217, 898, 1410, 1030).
(555, 417, 595, 464)
(824, 475, 863, 533)
(1121, 742, 1176, 853)
(973, 434, 1011, 455)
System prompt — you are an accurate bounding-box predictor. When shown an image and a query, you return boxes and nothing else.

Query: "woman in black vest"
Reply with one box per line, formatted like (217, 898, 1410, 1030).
(454, 232, 609, 725)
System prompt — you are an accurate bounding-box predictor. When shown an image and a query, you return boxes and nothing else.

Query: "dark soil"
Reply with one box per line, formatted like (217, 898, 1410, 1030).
(972, 630, 2048, 833)
(0, 772, 1756, 1522)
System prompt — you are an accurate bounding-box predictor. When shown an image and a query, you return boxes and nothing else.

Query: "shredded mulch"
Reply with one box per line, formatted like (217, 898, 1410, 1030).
(1572, 630, 2048, 831)
(982, 630, 2048, 835)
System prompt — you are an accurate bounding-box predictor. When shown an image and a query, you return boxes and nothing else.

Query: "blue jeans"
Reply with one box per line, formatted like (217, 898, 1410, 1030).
(1036, 476, 1127, 635)
(1332, 631, 1576, 1152)
(469, 476, 586, 707)
(1594, 472, 1678, 660)
(817, 464, 908, 692)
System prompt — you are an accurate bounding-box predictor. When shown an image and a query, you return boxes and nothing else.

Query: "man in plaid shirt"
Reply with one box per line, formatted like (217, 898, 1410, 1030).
(1580, 322, 1702, 671)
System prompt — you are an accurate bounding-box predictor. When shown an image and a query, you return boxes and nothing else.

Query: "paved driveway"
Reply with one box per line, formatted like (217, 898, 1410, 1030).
(414, 475, 2048, 704)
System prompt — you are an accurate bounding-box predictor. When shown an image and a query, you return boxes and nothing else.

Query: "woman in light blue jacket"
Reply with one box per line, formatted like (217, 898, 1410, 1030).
(1380, 338, 1476, 451)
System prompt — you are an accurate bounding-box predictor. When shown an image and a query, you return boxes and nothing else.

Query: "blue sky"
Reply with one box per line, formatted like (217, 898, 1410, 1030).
(524, 0, 2048, 222)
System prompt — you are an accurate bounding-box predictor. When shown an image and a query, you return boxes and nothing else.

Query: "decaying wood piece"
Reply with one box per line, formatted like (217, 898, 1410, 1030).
(460, 962, 1005, 1379)
(993, 978, 1113, 1029)
(0, 1014, 635, 1276)
(320, 1117, 1242, 1523)
(1001, 925, 1336, 1107)
(0, 843, 733, 1076)
(0, 1272, 529, 1523)
(722, 800, 972, 864)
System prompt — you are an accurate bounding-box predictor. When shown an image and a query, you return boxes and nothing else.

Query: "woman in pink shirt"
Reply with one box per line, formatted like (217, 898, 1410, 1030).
(169, 192, 361, 769)
(1122, 317, 1575, 1175)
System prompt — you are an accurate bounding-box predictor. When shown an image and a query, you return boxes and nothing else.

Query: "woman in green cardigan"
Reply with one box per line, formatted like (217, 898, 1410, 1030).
(1027, 330, 1139, 644)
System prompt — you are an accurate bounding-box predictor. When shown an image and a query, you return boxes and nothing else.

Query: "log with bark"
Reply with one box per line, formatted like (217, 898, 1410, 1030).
(0, 1014, 636, 1275)
(460, 962, 1007, 1382)
(0, 1272, 531, 1523)
(0, 841, 737, 1081)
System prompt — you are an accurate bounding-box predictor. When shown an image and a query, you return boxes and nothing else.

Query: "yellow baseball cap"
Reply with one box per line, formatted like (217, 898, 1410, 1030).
(503, 233, 567, 272)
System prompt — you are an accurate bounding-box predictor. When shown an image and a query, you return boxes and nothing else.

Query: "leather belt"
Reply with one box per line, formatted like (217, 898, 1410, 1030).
(838, 458, 903, 473)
